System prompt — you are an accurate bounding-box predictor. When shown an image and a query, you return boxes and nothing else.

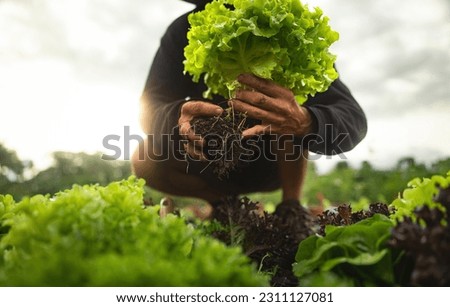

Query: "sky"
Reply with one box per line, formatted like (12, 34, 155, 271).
(0, 0, 449, 173)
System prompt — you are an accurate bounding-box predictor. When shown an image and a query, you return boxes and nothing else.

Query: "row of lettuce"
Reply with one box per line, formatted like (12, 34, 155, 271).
(295, 172, 450, 286)
(0, 172, 449, 286)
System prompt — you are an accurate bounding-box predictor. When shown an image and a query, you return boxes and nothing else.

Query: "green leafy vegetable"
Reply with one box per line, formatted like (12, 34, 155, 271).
(389, 186, 450, 286)
(390, 171, 450, 222)
(294, 172, 450, 287)
(293, 214, 397, 286)
(0, 177, 267, 286)
(184, 0, 339, 103)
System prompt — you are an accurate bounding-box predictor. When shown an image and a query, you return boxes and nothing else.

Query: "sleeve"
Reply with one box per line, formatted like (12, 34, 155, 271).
(140, 12, 206, 138)
(303, 76, 368, 155)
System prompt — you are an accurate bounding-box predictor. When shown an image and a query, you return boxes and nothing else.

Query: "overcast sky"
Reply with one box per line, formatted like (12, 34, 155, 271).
(0, 0, 449, 173)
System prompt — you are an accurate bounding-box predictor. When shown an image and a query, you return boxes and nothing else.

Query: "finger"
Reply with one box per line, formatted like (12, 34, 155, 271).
(183, 142, 207, 161)
(242, 124, 272, 138)
(179, 122, 205, 147)
(179, 122, 199, 139)
(186, 129, 203, 144)
(229, 99, 284, 124)
(179, 121, 190, 136)
(237, 73, 291, 99)
(235, 89, 285, 113)
(181, 101, 223, 118)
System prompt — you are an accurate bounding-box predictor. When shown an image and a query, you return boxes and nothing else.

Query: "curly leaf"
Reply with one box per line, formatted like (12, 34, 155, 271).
(184, 0, 339, 103)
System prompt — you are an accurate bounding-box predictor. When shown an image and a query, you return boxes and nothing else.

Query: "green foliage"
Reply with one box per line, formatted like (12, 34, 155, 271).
(3, 141, 448, 209)
(0, 194, 15, 236)
(0, 148, 132, 200)
(390, 171, 450, 222)
(295, 172, 450, 287)
(293, 214, 396, 286)
(184, 0, 338, 102)
(25, 151, 132, 197)
(0, 177, 267, 286)
(0, 144, 25, 176)
(302, 158, 450, 206)
(0, 143, 27, 190)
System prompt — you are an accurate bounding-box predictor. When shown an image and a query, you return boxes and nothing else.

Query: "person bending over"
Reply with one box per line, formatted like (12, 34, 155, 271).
(132, 0, 367, 215)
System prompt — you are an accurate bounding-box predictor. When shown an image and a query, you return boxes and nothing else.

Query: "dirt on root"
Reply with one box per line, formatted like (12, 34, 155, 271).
(191, 109, 257, 179)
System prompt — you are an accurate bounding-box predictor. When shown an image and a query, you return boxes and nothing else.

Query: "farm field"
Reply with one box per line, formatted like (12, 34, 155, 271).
(1, 143, 449, 286)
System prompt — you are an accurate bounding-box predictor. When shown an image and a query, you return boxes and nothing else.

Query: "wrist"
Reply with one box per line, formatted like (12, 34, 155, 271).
(297, 106, 313, 136)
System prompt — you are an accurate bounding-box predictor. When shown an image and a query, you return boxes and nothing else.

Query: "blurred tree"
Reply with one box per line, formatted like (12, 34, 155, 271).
(302, 157, 450, 207)
(1, 143, 449, 205)
(24, 151, 132, 197)
(0, 143, 27, 191)
(431, 157, 450, 174)
(0, 143, 131, 199)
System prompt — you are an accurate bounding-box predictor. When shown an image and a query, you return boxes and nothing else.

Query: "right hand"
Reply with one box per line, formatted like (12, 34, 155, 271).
(178, 100, 223, 161)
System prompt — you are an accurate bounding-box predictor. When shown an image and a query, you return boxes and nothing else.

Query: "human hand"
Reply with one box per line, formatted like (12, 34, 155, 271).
(229, 74, 313, 138)
(178, 100, 223, 160)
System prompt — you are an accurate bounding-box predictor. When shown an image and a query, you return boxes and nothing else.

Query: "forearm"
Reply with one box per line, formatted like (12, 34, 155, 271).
(138, 77, 190, 166)
(139, 95, 185, 136)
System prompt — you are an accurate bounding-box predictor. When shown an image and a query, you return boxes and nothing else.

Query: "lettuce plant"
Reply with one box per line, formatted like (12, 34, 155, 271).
(184, 0, 339, 103)
(293, 214, 397, 286)
(390, 171, 450, 222)
(0, 177, 267, 286)
(294, 172, 450, 287)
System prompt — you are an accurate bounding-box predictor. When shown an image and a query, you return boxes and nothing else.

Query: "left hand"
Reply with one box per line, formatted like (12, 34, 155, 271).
(229, 74, 313, 138)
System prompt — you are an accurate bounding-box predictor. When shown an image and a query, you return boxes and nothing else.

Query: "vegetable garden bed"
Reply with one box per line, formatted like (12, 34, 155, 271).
(1, 172, 448, 286)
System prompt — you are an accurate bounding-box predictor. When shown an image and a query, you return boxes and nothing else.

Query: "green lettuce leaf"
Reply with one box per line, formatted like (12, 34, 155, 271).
(390, 171, 450, 222)
(184, 0, 339, 103)
(0, 177, 267, 286)
(293, 214, 396, 286)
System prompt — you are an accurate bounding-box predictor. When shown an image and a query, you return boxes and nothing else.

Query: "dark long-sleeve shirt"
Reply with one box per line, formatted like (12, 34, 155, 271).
(141, 9, 367, 157)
